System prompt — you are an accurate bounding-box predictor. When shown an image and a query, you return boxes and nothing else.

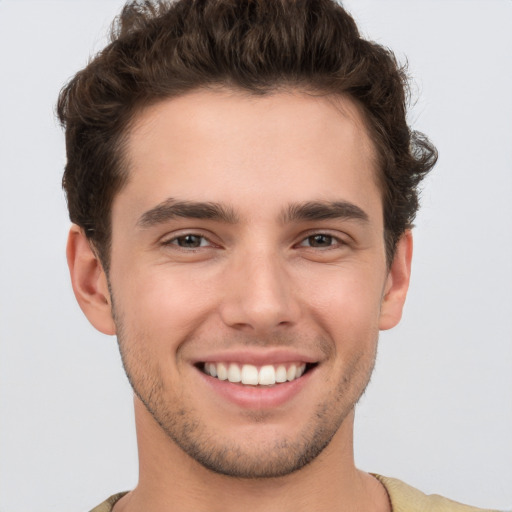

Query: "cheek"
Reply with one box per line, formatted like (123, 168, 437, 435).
(299, 265, 384, 324)
(113, 264, 219, 346)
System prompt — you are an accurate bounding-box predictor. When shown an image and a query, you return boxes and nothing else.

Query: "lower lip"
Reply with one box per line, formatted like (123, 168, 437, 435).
(197, 367, 314, 409)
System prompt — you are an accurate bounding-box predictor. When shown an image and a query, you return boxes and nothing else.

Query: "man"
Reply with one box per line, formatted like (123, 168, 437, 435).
(57, 1, 497, 511)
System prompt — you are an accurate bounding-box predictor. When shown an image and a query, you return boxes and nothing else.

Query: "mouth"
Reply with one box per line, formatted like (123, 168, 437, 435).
(197, 361, 317, 386)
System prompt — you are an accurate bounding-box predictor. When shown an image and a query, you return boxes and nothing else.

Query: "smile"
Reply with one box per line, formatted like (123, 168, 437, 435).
(201, 362, 315, 386)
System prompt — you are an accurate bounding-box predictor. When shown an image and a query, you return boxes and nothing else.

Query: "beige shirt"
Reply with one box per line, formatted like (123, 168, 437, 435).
(89, 475, 499, 512)
(373, 475, 499, 512)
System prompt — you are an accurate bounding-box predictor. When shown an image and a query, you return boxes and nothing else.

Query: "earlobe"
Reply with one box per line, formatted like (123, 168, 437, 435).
(66, 225, 116, 335)
(378, 230, 413, 331)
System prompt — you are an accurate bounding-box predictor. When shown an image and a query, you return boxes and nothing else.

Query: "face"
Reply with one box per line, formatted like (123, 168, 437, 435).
(87, 89, 409, 478)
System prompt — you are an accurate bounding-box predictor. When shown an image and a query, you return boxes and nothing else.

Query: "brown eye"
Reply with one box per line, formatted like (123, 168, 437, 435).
(172, 234, 207, 248)
(306, 234, 334, 247)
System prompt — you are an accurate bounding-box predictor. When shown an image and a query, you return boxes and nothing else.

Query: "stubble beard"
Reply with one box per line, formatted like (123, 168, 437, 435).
(112, 306, 377, 479)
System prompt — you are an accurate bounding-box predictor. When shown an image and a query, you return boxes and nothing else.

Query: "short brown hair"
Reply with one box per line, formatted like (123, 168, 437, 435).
(57, 0, 437, 269)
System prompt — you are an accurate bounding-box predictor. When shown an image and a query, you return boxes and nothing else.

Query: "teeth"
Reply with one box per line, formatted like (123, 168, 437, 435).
(258, 365, 276, 385)
(207, 363, 217, 378)
(275, 365, 287, 383)
(217, 362, 228, 380)
(227, 363, 241, 383)
(241, 365, 259, 385)
(203, 362, 309, 386)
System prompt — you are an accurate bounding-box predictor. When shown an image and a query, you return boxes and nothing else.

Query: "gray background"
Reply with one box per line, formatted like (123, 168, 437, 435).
(0, 1, 511, 510)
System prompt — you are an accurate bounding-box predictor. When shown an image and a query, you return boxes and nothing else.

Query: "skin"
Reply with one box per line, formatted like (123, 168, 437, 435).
(67, 89, 412, 511)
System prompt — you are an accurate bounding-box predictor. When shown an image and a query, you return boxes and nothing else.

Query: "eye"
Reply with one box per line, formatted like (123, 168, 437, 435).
(299, 233, 341, 249)
(166, 234, 211, 249)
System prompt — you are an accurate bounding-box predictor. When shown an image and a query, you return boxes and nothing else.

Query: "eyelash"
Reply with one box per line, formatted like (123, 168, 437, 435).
(297, 233, 346, 249)
(161, 232, 346, 251)
(162, 233, 214, 250)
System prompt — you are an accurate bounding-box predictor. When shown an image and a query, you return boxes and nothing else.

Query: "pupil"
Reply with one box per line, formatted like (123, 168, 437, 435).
(310, 234, 331, 247)
(179, 235, 201, 248)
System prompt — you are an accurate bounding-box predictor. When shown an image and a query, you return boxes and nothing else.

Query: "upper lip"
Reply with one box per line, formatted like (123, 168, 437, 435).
(190, 348, 320, 366)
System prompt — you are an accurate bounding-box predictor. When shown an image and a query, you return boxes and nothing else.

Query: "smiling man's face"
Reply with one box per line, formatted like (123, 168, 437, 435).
(78, 89, 411, 478)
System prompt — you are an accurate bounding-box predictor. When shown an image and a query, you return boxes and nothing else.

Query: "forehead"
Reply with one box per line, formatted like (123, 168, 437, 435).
(116, 88, 382, 224)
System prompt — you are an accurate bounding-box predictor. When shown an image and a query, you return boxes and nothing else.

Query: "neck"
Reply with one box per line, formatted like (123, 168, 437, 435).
(114, 397, 390, 512)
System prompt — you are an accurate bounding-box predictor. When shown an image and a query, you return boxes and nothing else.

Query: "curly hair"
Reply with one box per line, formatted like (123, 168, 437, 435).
(57, 0, 437, 269)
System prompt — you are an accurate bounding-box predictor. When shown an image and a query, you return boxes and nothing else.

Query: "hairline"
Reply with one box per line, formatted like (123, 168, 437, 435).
(89, 85, 398, 272)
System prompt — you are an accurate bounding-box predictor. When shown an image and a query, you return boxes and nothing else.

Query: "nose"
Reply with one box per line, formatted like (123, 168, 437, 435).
(219, 249, 301, 333)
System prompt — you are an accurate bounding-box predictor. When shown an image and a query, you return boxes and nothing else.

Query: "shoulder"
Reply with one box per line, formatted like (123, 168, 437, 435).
(374, 475, 500, 512)
(89, 492, 128, 512)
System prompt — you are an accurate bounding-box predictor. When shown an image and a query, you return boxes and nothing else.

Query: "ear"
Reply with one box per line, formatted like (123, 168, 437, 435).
(379, 230, 413, 331)
(66, 224, 116, 335)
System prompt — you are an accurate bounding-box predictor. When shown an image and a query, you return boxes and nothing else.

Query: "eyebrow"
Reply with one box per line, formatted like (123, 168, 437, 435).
(137, 198, 239, 228)
(137, 198, 369, 229)
(282, 200, 369, 224)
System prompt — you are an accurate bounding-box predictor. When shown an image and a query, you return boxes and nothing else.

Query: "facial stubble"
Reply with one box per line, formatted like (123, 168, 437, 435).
(111, 295, 378, 479)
